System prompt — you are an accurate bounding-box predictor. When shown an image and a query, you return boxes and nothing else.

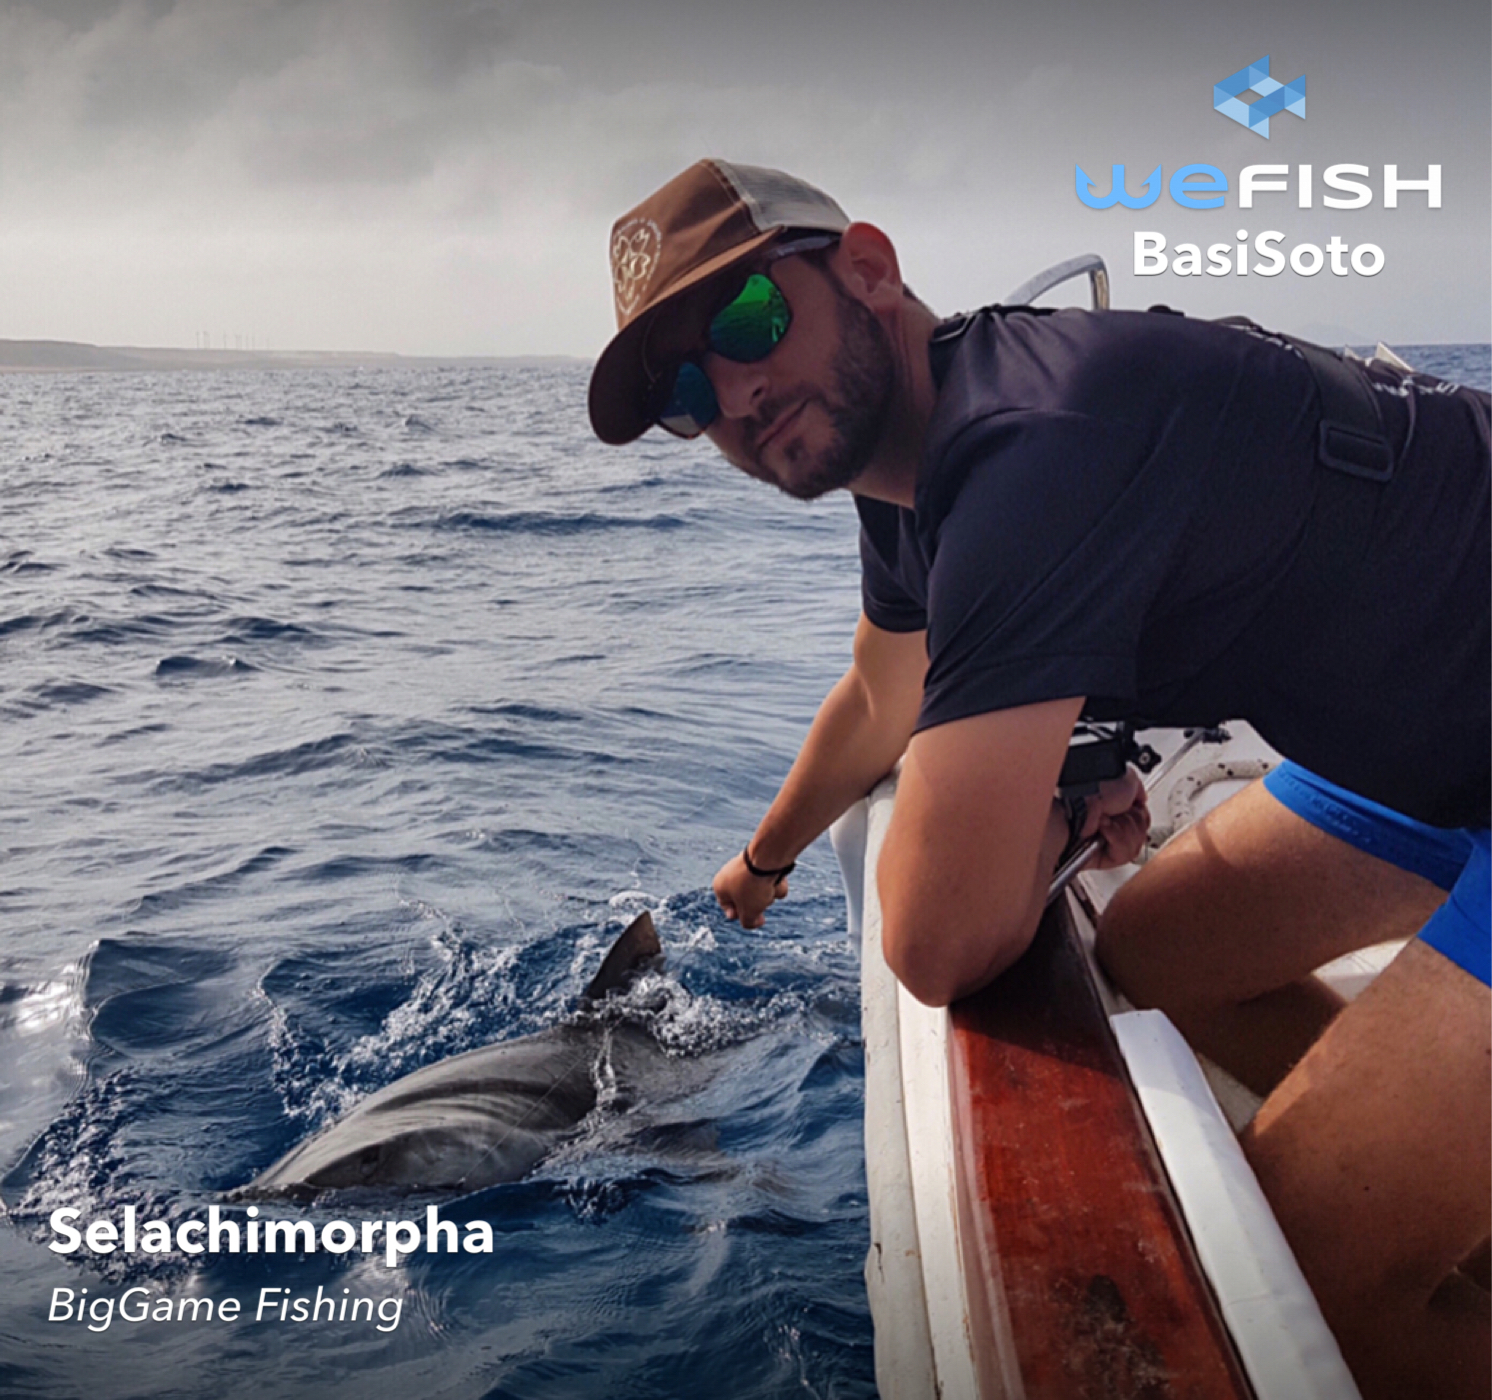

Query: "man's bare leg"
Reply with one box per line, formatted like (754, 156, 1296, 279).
(1096, 778, 1449, 1096)
(1095, 778, 1489, 1397)
(1243, 940, 1490, 1399)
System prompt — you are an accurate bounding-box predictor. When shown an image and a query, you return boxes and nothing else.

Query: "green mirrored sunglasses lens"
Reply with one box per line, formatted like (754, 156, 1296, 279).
(658, 359, 717, 437)
(709, 274, 790, 361)
(654, 272, 791, 436)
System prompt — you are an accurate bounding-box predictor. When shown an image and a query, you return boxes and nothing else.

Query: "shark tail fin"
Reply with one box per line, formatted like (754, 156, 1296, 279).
(582, 911, 662, 1002)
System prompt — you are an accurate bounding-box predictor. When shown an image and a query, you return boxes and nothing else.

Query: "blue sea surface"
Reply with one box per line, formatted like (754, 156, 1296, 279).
(0, 342, 1486, 1399)
(0, 362, 873, 1399)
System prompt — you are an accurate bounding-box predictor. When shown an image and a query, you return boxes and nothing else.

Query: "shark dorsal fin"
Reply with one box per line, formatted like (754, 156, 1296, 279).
(582, 911, 662, 1002)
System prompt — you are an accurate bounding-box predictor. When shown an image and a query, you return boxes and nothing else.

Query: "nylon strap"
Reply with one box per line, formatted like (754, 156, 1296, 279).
(1283, 336, 1394, 481)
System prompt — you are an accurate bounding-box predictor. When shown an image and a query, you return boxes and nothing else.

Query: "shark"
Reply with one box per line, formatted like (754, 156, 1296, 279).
(238, 911, 667, 1200)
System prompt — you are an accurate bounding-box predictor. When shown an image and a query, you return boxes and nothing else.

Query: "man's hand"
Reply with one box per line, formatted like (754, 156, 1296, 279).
(713, 854, 789, 930)
(1075, 769, 1151, 870)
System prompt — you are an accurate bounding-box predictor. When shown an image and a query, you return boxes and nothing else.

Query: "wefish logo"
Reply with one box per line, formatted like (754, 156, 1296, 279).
(1213, 56, 1306, 139)
(1074, 53, 1442, 280)
(1075, 165, 1162, 211)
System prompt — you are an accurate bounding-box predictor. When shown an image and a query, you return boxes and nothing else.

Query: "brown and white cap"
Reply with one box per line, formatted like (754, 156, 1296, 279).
(588, 159, 850, 445)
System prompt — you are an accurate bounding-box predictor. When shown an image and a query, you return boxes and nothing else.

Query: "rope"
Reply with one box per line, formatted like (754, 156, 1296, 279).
(1141, 758, 1276, 856)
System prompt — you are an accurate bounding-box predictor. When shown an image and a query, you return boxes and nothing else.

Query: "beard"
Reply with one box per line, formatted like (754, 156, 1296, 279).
(766, 280, 896, 501)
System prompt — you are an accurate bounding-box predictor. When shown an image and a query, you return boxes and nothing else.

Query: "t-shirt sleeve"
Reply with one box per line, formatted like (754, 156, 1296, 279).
(856, 496, 927, 633)
(916, 409, 1195, 731)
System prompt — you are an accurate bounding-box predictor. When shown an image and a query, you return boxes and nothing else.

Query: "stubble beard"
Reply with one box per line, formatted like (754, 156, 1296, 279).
(763, 282, 896, 502)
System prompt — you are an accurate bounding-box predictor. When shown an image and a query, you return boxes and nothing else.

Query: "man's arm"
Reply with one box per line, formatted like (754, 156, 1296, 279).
(878, 697, 1147, 1007)
(713, 613, 927, 929)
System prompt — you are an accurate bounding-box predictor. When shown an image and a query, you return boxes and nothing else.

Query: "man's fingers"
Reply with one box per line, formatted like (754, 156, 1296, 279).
(1096, 806, 1149, 867)
(712, 857, 790, 930)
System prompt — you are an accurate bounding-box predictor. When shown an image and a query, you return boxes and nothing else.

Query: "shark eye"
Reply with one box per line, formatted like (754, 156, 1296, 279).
(359, 1145, 382, 1173)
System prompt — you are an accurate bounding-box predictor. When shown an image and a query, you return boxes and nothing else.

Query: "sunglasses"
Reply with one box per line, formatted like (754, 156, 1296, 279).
(652, 234, 839, 439)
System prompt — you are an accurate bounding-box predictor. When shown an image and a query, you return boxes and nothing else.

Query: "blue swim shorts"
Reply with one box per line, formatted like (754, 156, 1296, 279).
(1264, 761, 1489, 986)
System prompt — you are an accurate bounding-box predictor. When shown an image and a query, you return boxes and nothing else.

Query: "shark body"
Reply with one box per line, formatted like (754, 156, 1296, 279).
(239, 912, 664, 1200)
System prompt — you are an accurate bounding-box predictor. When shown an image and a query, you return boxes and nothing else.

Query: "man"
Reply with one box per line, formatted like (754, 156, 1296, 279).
(587, 159, 1490, 1397)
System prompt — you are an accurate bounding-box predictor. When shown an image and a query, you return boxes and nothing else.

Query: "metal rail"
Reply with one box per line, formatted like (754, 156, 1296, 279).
(1003, 253, 1110, 311)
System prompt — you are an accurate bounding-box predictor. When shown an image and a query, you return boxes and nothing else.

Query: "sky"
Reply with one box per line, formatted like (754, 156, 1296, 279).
(1, 0, 1487, 355)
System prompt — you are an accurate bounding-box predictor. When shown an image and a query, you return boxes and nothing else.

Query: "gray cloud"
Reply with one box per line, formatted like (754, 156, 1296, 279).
(0, 0, 1485, 352)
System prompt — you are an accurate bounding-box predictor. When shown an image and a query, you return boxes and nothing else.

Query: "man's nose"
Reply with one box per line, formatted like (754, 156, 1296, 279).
(705, 353, 769, 420)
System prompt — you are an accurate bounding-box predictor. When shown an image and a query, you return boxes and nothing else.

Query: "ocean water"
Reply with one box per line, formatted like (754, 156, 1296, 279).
(1, 342, 1486, 1400)
(0, 362, 873, 1399)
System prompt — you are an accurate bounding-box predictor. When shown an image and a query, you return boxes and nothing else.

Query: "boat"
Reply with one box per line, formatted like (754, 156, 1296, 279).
(831, 722, 1385, 1399)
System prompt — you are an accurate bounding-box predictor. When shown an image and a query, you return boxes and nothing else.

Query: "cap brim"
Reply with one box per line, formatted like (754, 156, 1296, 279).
(587, 228, 781, 446)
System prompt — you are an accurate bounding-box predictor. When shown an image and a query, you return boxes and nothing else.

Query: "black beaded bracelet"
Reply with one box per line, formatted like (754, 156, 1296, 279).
(742, 846, 796, 881)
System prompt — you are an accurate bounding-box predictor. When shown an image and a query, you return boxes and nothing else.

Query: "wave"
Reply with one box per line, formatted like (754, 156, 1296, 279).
(427, 509, 688, 536)
(219, 616, 318, 645)
(153, 655, 256, 678)
(13, 680, 117, 709)
(1, 551, 56, 575)
(144, 731, 358, 791)
(125, 845, 300, 918)
(0, 609, 76, 639)
(70, 613, 196, 646)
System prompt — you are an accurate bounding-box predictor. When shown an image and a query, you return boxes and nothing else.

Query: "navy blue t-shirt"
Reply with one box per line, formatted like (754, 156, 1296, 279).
(857, 308, 1490, 829)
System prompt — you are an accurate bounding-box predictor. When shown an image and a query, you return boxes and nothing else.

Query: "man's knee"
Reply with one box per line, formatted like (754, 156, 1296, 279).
(1093, 878, 1167, 1005)
(1093, 846, 1222, 1012)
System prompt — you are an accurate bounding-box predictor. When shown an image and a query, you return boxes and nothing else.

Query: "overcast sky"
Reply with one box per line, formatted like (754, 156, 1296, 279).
(1, 0, 1486, 353)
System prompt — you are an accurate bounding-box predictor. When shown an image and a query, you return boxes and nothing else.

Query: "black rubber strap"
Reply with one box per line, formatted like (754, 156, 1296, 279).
(1205, 313, 1395, 482)
(1057, 792, 1090, 865)
(742, 846, 795, 881)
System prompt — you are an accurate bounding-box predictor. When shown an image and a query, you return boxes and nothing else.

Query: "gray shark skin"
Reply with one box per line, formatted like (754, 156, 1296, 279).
(237, 912, 664, 1200)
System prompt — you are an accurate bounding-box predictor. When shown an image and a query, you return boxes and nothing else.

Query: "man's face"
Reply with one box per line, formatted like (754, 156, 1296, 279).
(651, 253, 895, 500)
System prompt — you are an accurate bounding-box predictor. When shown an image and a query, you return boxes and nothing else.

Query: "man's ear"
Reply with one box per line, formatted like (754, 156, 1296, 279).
(834, 222, 904, 310)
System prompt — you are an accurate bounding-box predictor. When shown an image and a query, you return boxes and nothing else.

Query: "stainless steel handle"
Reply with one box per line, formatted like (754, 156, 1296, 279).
(1046, 728, 1224, 904)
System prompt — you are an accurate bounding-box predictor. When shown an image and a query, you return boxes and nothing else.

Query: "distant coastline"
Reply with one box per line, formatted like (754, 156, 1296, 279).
(3, 336, 1484, 379)
(0, 339, 584, 373)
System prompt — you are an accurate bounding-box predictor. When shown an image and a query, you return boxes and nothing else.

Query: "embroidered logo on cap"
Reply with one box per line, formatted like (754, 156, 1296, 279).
(611, 218, 662, 319)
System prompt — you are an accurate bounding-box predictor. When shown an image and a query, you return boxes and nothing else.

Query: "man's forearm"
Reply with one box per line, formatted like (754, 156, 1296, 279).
(746, 662, 917, 871)
(713, 617, 925, 930)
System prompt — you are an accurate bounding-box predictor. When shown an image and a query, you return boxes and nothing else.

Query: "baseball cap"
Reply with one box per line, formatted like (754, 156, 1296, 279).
(587, 159, 851, 445)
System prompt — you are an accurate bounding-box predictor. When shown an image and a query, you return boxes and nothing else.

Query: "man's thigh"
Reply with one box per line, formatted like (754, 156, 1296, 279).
(1097, 776, 1451, 1007)
(1244, 937, 1491, 1278)
(1242, 938, 1491, 1387)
